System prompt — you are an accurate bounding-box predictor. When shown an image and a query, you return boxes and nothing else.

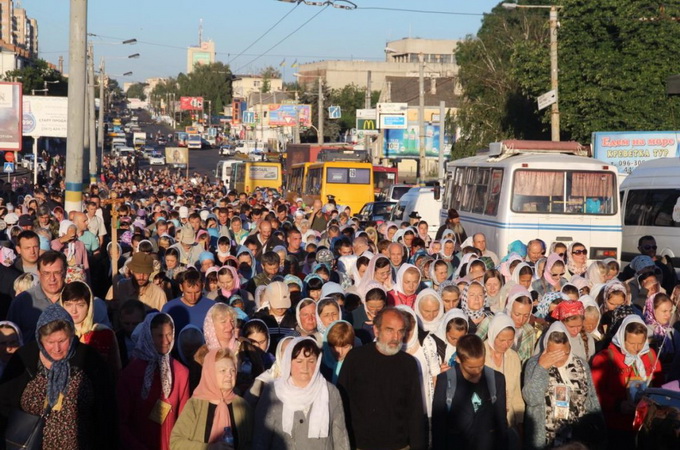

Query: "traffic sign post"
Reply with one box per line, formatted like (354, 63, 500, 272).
(3, 162, 14, 183)
(328, 105, 341, 119)
(537, 89, 557, 111)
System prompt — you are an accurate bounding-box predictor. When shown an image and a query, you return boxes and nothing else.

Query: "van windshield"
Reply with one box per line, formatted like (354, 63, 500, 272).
(391, 186, 411, 201)
(511, 170, 617, 215)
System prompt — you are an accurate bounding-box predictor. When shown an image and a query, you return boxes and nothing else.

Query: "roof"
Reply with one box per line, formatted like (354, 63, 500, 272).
(384, 76, 460, 107)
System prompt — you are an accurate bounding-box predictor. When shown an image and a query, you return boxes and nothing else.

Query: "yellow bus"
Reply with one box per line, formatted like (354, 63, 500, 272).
(232, 162, 283, 194)
(286, 162, 312, 203)
(302, 161, 373, 214)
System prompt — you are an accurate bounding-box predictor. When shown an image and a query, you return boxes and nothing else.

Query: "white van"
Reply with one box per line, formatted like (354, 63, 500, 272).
(215, 160, 238, 187)
(619, 157, 680, 263)
(390, 187, 442, 238)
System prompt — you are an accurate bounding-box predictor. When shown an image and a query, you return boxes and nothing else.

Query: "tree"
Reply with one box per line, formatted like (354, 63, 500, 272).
(260, 66, 282, 79)
(177, 62, 232, 114)
(328, 84, 380, 133)
(298, 80, 340, 142)
(126, 82, 147, 101)
(2, 58, 67, 96)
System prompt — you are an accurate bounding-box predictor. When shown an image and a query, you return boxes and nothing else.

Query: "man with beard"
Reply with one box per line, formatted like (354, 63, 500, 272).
(436, 208, 467, 245)
(338, 307, 427, 450)
(116, 252, 167, 311)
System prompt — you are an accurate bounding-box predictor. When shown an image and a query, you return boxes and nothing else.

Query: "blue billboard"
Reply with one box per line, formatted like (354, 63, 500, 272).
(592, 131, 680, 174)
(384, 124, 443, 158)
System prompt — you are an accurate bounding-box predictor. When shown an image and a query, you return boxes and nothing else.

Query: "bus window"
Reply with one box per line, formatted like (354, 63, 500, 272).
(624, 189, 680, 227)
(307, 168, 322, 195)
(471, 168, 490, 214)
(485, 169, 503, 216)
(568, 172, 616, 215)
(326, 167, 371, 184)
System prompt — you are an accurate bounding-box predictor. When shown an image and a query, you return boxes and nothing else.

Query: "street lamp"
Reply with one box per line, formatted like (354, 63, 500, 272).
(502, 2, 562, 141)
(294, 72, 324, 144)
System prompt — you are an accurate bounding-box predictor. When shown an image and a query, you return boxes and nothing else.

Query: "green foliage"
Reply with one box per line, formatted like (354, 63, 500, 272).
(126, 82, 147, 101)
(260, 66, 282, 79)
(2, 58, 67, 96)
(176, 62, 232, 114)
(327, 84, 381, 133)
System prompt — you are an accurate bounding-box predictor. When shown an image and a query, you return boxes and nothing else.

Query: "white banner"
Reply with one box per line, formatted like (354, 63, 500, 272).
(22, 95, 68, 138)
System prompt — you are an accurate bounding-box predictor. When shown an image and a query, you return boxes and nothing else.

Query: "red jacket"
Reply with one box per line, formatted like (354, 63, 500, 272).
(387, 290, 417, 308)
(591, 343, 662, 431)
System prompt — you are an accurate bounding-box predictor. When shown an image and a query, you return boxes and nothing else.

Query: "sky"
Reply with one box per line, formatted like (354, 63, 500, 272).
(23, 0, 503, 84)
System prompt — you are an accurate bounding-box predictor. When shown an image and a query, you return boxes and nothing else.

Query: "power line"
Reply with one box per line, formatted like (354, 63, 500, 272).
(357, 6, 484, 16)
(228, 2, 300, 64)
(234, 4, 330, 73)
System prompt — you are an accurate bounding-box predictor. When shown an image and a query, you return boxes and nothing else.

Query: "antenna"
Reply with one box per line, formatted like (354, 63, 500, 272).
(198, 19, 203, 46)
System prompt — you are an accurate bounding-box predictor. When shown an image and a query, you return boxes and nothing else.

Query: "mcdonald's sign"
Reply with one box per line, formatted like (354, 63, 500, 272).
(357, 119, 376, 130)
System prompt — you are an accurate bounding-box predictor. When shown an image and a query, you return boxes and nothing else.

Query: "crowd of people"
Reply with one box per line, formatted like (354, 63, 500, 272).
(0, 152, 677, 449)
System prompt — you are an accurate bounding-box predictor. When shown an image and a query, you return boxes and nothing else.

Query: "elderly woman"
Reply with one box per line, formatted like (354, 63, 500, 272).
(523, 322, 604, 450)
(253, 337, 350, 449)
(118, 312, 190, 450)
(549, 300, 595, 361)
(413, 288, 445, 334)
(295, 298, 322, 344)
(316, 298, 341, 335)
(170, 349, 253, 449)
(0, 304, 117, 449)
(387, 264, 421, 308)
(460, 280, 493, 338)
(591, 315, 663, 447)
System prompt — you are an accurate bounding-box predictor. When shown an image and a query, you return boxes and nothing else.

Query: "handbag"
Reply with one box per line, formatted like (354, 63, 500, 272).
(5, 407, 49, 450)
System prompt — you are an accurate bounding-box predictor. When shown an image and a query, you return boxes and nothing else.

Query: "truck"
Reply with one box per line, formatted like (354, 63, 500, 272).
(133, 132, 146, 149)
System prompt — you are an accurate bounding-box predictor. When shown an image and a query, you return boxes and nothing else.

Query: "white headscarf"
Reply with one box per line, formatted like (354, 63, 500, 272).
(611, 314, 651, 379)
(541, 321, 577, 387)
(357, 254, 391, 293)
(486, 313, 516, 352)
(436, 308, 468, 362)
(315, 298, 340, 335)
(439, 238, 456, 261)
(511, 262, 533, 286)
(58, 220, 77, 260)
(393, 263, 420, 296)
(414, 288, 444, 333)
(295, 299, 318, 335)
(579, 294, 602, 339)
(274, 337, 330, 439)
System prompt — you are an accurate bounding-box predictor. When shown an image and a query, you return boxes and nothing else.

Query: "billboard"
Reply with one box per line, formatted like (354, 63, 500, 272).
(267, 104, 311, 127)
(384, 124, 442, 158)
(180, 96, 204, 111)
(592, 131, 680, 174)
(377, 102, 408, 130)
(22, 96, 68, 138)
(191, 51, 212, 68)
(0, 82, 22, 151)
(249, 165, 279, 180)
(165, 146, 188, 168)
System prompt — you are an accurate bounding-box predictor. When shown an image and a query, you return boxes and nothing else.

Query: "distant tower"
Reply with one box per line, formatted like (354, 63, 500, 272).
(198, 19, 203, 46)
(58, 55, 64, 73)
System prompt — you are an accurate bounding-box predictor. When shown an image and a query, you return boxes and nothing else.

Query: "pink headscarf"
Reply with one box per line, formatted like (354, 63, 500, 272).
(193, 349, 237, 443)
(543, 253, 564, 288)
(219, 265, 241, 298)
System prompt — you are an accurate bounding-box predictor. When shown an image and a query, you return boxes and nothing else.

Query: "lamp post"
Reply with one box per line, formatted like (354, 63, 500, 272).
(502, 2, 562, 141)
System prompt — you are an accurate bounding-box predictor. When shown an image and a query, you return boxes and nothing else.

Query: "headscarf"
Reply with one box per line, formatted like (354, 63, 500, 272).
(283, 274, 304, 292)
(602, 281, 629, 313)
(543, 253, 564, 288)
(436, 308, 468, 364)
(566, 242, 588, 276)
(58, 281, 98, 338)
(460, 280, 490, 321)
(551, 300, 585, 321)
(585, 261, 605, 286)
(176, 324, 205, 366)
(414, 288, 445, 333)
(392, 264, 420, 296)
(535, 291, 569, 320)
(644, 293, 672, 338)
(612, 315, 651, 379)
(454, 252, 478, 279)
(203, 303, 238, 352)
(337, 255, 359, 286)
(295, 299, 318, 335)
(316, 298, 340, 335)
(499, 253, 524, 280)
(503, 240, 527, 261)
(193, 349, 237, 443)
(321, 320, 351, 384)
(504, 285, 532, 314)
(236, 246, 257, 279)
(428, 239, 441, 256)
(35, 304, 78, 408)
(569, 276, 589, 293)
(579, 295, 602, 339)
(274, 337, 330, 439)
(486, 313, 516, 352)
(58, 220, 77, 260)
(429, 260, 453, 286)
(244, 318, 271, 352)
(132, 312, 174, 400)
(256, 335, 295, 384)
(439, 238, 456, 261)
(357, 254, 391, 293)
(0, 321, 23, 347)
(510, 262, 533, 286)
(219, 265, 241, 298)
(541, 321, 577, 384)
(395, 305, 420, 352)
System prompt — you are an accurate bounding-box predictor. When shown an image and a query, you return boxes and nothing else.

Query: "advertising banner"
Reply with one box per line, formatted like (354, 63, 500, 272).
(180, 96, 204, 111)
(249, 165, 279, 180)
(165, 146, 188, 167)
(384, 124, 442, 158)
(22, 96, 68, 138)
(0, 82, 22, 151)
(591, 131, 680, 174)
(267, 104, 311, 127)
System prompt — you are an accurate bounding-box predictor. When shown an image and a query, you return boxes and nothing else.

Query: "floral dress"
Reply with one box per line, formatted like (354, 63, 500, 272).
(543, 357, 589, 447)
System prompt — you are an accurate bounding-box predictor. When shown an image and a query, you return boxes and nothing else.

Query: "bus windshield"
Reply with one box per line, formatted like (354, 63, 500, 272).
(511, 170, 617, 215)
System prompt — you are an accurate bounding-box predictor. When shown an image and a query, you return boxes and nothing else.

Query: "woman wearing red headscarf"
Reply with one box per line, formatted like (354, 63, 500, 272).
(550, 300, 595, 361)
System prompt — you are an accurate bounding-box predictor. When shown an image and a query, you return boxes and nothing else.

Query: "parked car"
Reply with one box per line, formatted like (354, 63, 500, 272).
(219, 145, 236, 156)
(249, 149, 266, 161)
(148, 152, 166, 166)
(635, 387, 680, 449)
(21, 154, 47, 172)
(141, 146, 156, 159)
(357, 201, 396, 225)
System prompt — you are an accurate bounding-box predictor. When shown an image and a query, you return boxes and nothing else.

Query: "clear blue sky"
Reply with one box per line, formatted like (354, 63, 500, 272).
(23, 0, 502, 83)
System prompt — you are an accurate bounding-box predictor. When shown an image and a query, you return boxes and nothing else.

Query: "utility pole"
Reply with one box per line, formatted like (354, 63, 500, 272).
(438, 101, 446, 180)
(365, 71, 372, 162)
(88, 41, 97, 185)
(317, 79, 324, 145)
(549, 6, 560, 141)
(418, 52, 425, 183)
(97, 58, 105, 168)
(65, 0, 87, 213)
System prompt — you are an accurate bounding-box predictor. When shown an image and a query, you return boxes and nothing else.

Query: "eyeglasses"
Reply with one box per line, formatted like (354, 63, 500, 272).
(641, 245, 657, 251)
(40, 270, 64, 279)
(572, 249, 588, 255)
(551, 272, 565, 278)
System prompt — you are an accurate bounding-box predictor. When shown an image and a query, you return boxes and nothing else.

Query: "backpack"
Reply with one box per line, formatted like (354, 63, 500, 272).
(445, 366, 497, 411)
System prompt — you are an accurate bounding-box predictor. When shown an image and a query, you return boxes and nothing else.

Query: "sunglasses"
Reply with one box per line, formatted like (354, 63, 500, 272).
(572, 249, 588, 255)
(641, 245, 657, 251)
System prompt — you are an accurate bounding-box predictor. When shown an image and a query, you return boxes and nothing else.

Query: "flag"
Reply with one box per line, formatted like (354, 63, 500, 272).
(291, 59, 298, 68)
(279, 59, 286, 67)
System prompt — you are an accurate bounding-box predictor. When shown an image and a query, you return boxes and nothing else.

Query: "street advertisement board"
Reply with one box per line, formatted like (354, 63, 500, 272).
(0, 82, 22, 151)
(249, 164, 279, 180)
(384, 124, 441, 158)
(22, 96, 68, 138)
(591, 131, 680, 175)
(180, 96, 204, 111)
(267, 104, 311, 127)
(377, 102, 408, 130)
(165, 146, 188, 168)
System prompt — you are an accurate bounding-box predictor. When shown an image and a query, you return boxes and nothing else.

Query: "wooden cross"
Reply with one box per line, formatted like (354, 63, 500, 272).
(102, 192, 125, 278)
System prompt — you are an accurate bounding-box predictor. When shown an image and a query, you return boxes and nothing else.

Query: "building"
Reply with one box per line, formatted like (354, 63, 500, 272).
(0, 0, 39, 73)
(232, 74, 283, 99)
(186, 40, 215, 74)
(296, 38, 460, 92)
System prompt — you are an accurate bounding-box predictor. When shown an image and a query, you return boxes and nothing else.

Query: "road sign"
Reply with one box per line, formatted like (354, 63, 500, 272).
(328, 105, 341, 119)
(4, 151, 13, 162)
(242, 111, 255, 124)
(537, 89, 557, 110)
(3, 162, 14, 173)
(380, 114, 407, 129)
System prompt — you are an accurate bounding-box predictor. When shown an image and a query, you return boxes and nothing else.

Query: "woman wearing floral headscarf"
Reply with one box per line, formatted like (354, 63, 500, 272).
(532, 253, 568, 299)
(118, 312, 190, 450)
(566, 242, 588, 277)
(591, 315, 663, 447)
(643, 293, 680, 376)
(460, 280, 493, 338)
(0, 304, 117, 449)
(523, 322, 604, 449)
(550, 300, 595, 361)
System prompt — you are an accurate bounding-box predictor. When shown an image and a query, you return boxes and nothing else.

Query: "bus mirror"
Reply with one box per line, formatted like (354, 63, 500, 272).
(434, 184, 441, 200)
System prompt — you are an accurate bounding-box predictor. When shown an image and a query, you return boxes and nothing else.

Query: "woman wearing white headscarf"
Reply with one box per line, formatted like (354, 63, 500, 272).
(591, 314, 663, 446)
(435, 308, 468, 368)
(118, 312, 190, 450)
(396, 306, 441, 418)
(413, 288, 445, 333)
(387, 263, 421, 308)
(484, 313, 524, 431)
(357, 254, 393, 293)
(523, 322, 604, 450)
(253, 337, 350, 449)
